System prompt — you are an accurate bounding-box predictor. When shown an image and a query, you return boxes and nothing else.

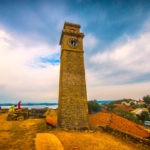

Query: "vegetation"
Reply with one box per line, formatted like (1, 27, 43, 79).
(87, 96, 150, 125)
(129, 102, 137, 109)
(90, 95, 150, 126)
(137, 111, 150, 123)
(110, 99, 129, 104)
(88, 100, 102, 114)
(143, 95, 150, 105)
(113, 107, 140, 124)
(105, 103, 116, 112)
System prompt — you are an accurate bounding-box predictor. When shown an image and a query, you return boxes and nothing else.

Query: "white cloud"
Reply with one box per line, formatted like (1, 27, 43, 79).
(84, 34, 98, 50)
(90, 22, 150, 84)
(86, 68, 150, 100)
(84, 20, 150, 100)
(87, 79, 150, 100)
(1, 21, 150, 103)
(0, 28, 60, 103)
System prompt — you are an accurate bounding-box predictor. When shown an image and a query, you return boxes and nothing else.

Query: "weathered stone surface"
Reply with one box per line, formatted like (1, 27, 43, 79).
(58, 22, 89, 129)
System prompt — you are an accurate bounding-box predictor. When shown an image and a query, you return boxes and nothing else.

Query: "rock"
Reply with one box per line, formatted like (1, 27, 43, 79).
(46, 116, 57, 127)
(35, 133, 64, 150)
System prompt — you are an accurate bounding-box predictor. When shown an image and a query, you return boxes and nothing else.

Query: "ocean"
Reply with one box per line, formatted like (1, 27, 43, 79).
(0, 100, 113, 109)
(0, 103, 58, 109)
(97, 100, 113, 104)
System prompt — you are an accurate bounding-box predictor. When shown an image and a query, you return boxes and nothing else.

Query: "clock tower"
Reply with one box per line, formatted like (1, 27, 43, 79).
(58, 22, 89, 129)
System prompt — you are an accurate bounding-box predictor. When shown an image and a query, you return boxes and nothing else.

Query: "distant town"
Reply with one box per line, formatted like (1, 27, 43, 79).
(88, 95, 150, 127)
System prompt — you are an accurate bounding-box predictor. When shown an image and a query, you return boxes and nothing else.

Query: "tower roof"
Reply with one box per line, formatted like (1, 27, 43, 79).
(63, 22, 80, 28)
(59, 22, 84, 45)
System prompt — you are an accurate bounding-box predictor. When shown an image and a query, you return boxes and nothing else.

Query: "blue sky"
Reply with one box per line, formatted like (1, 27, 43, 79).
(0, 0, 150, 103)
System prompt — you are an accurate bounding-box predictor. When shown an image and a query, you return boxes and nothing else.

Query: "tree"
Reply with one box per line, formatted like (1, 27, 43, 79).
(137, 111, 150, 123)
(88, 100, 102, 114)
(130, 102, 137, 108)
(106, 103, 116, 112)
(143, 95, 150, 105)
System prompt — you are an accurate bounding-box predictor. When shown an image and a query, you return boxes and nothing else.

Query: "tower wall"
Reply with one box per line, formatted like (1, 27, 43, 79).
(58, 22, 89, 129)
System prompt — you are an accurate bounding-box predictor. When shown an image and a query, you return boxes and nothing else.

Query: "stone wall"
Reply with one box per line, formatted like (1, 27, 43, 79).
(58, 49, 89, 129)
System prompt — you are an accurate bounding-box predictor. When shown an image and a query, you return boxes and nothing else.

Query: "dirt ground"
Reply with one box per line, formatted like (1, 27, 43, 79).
(53, 130, 149, 150)
(0, 113, 42, 150)
(0, 113, 149, 150)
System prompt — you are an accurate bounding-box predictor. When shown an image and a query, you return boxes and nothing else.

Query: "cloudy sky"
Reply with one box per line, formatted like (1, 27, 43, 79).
(0, 0, 150, 103)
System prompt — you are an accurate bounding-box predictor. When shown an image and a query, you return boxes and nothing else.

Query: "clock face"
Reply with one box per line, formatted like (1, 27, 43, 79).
(68, 38, 78, 48)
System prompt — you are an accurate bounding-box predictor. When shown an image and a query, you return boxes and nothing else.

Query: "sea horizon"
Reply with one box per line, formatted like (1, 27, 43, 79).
(0, 100, 114, 109)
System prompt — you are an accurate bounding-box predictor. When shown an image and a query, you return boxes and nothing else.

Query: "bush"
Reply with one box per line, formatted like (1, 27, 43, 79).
(143, 95, 150, 104)
(106, 103, 116, 112)
(88, 100, 102, 114)
(137, 111, 150, 123)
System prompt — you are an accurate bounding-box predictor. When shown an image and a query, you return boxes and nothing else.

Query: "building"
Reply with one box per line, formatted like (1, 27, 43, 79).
(132, 108, 149, 115)
(122, 99, 138, 106)
(58, 22, 89, 129)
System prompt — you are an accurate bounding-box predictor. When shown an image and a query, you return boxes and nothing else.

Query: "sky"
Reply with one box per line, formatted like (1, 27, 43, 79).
(0, 0, 150, 103)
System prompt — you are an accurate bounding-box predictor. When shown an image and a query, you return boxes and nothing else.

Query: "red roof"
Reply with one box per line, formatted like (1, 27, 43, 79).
(89, 112, 150, 138)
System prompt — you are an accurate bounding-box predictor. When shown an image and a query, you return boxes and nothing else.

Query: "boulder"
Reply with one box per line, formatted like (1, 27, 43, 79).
(35, 133, 64, 150)
(46, 116, 57, 127)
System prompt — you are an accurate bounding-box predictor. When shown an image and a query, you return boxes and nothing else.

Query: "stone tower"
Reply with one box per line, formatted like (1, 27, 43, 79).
(58, 22, 89, 129)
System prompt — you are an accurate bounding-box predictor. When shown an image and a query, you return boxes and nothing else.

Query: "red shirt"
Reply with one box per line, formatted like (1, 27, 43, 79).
(18, 101, 21, 109)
